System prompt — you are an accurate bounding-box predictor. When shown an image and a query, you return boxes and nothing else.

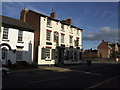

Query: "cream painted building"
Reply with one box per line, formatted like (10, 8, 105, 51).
(20, 8, 83, 65)
(0, 15, 34, 65)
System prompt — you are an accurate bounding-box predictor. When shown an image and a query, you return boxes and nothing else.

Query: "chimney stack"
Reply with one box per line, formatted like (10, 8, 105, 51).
(66, 18, 72, 25)
(20, 8, 28, 22)
(102, 40, 104, 42)
(50, 12, 56, 19)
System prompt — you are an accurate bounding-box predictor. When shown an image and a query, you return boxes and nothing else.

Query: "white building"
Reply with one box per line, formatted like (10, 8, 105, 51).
(0, 15, 34, 65)
(20, 8, 83, 65)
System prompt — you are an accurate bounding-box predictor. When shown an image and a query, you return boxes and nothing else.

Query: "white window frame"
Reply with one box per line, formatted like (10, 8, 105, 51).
(77, 30, 79, 35)
(69, 36, 73, 45)
(46, 30, 51, 41)
(61, 34, 64, 43)
(45, 48, 51, 60)
(61, 24, 65, 31)
(47, 18, 52, 28)
(70, 28, 73, 34)
(2, 27, 9, 40)
(18, 30, 23, 42)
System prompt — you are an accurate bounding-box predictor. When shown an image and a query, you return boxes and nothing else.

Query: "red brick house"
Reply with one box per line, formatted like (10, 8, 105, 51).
(98, 40, 120, 58)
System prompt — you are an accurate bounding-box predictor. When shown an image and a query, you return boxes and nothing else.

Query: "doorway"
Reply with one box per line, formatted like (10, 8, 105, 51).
(2, 47, 8, 64)
(57, 47, 64, 65)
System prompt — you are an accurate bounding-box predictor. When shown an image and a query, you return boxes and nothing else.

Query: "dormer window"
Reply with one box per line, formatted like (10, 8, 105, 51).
(2, 27, 9, 40)
(47, 18, 51, 27)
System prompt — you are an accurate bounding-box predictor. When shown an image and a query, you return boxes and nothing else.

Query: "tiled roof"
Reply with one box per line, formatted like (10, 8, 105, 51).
(1, 15, 34, 32)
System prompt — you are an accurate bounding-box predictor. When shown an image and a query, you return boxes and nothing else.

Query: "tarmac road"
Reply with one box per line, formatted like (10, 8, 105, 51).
(2, 63, 120, 89)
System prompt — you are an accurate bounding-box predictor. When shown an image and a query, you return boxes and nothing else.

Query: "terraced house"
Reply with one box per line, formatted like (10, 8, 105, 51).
(0, 15, 34, 65)
(20, 8, 83, 65)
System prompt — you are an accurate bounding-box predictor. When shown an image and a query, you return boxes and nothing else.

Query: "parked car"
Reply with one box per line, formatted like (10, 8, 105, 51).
(0, 67, 10, 76)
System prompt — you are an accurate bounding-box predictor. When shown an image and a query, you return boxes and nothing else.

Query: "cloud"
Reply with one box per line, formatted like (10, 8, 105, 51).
(83, 26, 118, 41)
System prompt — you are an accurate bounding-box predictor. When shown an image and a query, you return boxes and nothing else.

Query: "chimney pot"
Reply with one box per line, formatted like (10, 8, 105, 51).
(50, 12, 56, 19)
(66, 18, 72, 25)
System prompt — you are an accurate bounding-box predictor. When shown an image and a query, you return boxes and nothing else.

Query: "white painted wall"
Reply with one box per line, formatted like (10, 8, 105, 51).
(0, 26, 34, 64)
(38, 16, 82, 65)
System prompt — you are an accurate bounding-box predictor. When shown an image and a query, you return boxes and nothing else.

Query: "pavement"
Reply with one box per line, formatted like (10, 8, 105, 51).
(10, 60, 120, 73)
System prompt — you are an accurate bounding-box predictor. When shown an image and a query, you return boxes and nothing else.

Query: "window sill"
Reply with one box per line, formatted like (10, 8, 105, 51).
(47, 25, 52, 28)
(45, 59, 51, 61)
(46, 42, 52, 45)
(61, 29, 65, 32)
(17, 41, 24, 43)
(2, 39, 9, 42)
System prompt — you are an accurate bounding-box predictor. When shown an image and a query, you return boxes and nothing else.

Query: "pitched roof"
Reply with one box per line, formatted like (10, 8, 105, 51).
(1, 15, 34, 32)
(29, 10, 83, 31)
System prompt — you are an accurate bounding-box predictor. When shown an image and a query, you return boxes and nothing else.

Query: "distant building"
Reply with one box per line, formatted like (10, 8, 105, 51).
(97, 40, 120, 58)
(0, 15, 34, 65)
(83, 49, 98, 58)
(20, 8, 83, 65)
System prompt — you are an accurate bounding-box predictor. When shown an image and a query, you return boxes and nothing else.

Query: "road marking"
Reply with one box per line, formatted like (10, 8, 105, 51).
(86, 76, 120, 89)
(28, 76, 67, 84)
(73, 70, 103, 76)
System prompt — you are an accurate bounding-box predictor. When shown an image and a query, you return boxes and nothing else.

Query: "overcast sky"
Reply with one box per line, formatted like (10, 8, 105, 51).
(2, 2, 118, 50)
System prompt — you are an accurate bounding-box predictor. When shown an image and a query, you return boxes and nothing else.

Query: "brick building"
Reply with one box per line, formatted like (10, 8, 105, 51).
(20, 8, 83, 65)
(98, 40, 120, 58)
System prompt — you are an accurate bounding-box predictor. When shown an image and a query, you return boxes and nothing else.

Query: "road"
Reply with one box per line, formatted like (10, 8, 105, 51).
(2, 63, 120, 89)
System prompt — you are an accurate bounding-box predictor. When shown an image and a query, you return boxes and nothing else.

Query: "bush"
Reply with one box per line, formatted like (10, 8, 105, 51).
(110, 52, 120, 58)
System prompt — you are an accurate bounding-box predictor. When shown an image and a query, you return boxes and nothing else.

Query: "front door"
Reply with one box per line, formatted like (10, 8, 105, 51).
(57, 47, 64, 65)
(2, 47, 8, 64)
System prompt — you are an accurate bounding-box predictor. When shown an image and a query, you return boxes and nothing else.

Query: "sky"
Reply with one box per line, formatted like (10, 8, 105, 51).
(1, 2, 119, 50)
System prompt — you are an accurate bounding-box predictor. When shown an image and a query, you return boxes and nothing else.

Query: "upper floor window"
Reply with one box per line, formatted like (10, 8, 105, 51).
(61, 34, 64, 43)
(61, 24, 64, 31)
(18, 30, 23, 42)
(77, 30, 79, 35)
(54, 31, 59, 43)
(46, 30, 51, 41)
(75, 38, 79, 47)
(2, 27, 9, 40)
(70, 28, 73, 34)
(69, 36, 73, 44)
(47, 18, 51, 27)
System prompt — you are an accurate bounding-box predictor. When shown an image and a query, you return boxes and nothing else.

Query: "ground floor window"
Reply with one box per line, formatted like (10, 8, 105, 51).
(70, 51, 73, 60)
(65, 49, 81, 61)
(65, 50, 69, 60)
(41, 48, 51, 60)
(45, 48, 51, 60)
(74, 51, 78, 60)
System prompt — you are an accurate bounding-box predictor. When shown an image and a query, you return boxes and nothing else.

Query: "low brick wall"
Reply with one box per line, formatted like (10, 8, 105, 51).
(82, 58, 118, 64)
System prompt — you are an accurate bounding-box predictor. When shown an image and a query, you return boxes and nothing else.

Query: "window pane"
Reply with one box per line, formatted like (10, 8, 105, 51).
(61, 24, 64, 30)
(3, 27, 9, 39)
(46, 31, 51, 41)
(45, 48, 50, 59)
(18, 31, 23, 41)
(54, 32, 59, 43)
(47, 19, 51, 27)
(69, 36, 73, 44)
(61, 34, 64, 43)
(70, 51, 73, 59)
(74, 51, 77, 60)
